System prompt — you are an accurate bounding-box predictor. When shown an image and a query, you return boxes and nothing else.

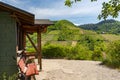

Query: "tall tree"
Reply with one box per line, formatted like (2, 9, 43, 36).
(65, 0, 120, 19)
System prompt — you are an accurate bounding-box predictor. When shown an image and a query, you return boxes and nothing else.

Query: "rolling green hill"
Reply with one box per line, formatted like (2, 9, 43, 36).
(41, 20, 101, 46)
(79, 19, 120, 34)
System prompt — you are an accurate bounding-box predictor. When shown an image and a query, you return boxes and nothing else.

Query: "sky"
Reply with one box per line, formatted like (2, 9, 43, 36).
(0, 0, 119, 25)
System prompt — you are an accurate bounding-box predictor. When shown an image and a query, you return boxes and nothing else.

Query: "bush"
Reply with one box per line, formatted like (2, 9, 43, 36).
(71, 45, 93, 60)
(42, 41, 106, 61)
(42, 44, 67, 58)
(92, 46, 103, 61)
(26, 47, 35, 52)
(103, 40, 120, 68)
(42, 44, 93, 60)
(0, 73, 17, 80)
(78, 34, 104, 51)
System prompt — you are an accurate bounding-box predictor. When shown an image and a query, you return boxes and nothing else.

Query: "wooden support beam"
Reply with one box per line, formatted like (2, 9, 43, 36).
(10, 13, 21, 26)
(23, 31, 26, 50)
(37, 27, 42, 70)
(26, 34, 39, 54)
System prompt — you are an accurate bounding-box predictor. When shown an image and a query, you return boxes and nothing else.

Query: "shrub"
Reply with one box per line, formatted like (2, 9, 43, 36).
(103, 40, 120, 68)
(42, 44, 93, 60)
(42, 42, 105, 61)
(42, 44, 67, 58)
(92, 46, 103, 61)
(0, 73, 17, 80)
(71, 45, 93, 60)
(26, 47, 35, 52)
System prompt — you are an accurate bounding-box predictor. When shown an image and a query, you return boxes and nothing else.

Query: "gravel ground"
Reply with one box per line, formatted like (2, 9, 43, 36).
(35, 59, 120, 80)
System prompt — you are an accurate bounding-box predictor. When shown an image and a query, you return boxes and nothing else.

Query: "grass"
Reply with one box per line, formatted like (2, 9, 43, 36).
(101, 34, 120, 42)
(48, 30, 60, 34)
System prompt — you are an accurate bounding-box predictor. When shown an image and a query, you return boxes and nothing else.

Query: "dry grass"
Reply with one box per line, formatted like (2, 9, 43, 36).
(101, 34, 120, 42)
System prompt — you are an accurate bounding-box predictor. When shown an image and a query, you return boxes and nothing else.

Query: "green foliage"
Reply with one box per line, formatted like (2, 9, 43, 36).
(65, 0, 96, 7)
(65, 0, 73, 7)
(103, 40, 120, 68)
(42, 42, 105, 60)
(44, 20, 82, 41)
(98, 0, 120, 19)
(0, 73, 17, 80)
(42, 44, 66, 58)
(42, 44, 92, 60)
(77, 34, 105, 60)
(69, 45, 93, 60)
(78, 34, 104, 50)
(26, 33, 37, 52)
(92, 46, 103, 61)
(26, 47, 35, 52)
(47, 20, 77, 31)
(58, 28, 80, 41)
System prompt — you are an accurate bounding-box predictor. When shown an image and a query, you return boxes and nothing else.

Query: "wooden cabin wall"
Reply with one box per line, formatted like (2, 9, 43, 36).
(17, 24, 24, 50)
(0, 11, 18, 76)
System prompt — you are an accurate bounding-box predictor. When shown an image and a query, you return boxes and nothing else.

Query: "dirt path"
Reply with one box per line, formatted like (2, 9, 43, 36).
(36, 59, 120, 80)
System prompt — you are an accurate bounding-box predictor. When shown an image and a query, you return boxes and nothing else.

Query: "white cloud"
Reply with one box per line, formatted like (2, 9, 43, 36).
(29, 1, 102, 19)
(74, 23, 81, 26)
(10, 0, 18, 3)
(34, 7, 97, 17)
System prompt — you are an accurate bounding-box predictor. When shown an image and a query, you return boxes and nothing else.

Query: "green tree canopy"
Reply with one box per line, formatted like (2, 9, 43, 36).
(65, 0, 120, 19)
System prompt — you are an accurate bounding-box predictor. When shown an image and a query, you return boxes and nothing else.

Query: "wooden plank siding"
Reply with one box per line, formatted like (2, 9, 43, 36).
(0, 12, 18, 75)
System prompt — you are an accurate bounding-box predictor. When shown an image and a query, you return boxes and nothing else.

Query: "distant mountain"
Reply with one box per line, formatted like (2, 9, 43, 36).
(97, 19, 117, 25)
(79, 19, 120, 34)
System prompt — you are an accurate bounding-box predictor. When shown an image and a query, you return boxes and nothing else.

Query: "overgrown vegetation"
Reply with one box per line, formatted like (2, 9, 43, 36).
(0, 73, 17, 80)
(103, 40, 120, 68)
(42, 34, 106, 61)
(42, 44, 66, 58)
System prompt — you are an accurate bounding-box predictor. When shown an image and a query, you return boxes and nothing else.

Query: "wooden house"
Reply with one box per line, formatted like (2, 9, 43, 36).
(0, 2, 53, 75)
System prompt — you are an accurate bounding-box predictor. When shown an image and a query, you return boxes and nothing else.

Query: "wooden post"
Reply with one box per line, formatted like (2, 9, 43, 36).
(23, 30, 26, 50)
(37, 27, 42, 70)
(26, 34, 39, 53)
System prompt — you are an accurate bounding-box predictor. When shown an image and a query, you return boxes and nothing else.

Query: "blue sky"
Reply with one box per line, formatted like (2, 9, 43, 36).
(0, 0, 119, 25)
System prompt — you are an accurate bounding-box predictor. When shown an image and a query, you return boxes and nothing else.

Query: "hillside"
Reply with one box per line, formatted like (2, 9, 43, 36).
(41, 20, 100, 45)
(26, 20, 103, 51)
(79, 19, 120, 34)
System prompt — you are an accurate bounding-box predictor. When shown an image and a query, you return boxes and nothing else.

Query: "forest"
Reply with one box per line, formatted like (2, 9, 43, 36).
(79, 19, 120, 34)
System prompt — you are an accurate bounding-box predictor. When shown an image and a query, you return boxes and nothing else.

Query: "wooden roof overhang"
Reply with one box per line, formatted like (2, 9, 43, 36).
(23, 24, 50, 33)
(0, 2, 34, 25)
(23, 19, 54, 33)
